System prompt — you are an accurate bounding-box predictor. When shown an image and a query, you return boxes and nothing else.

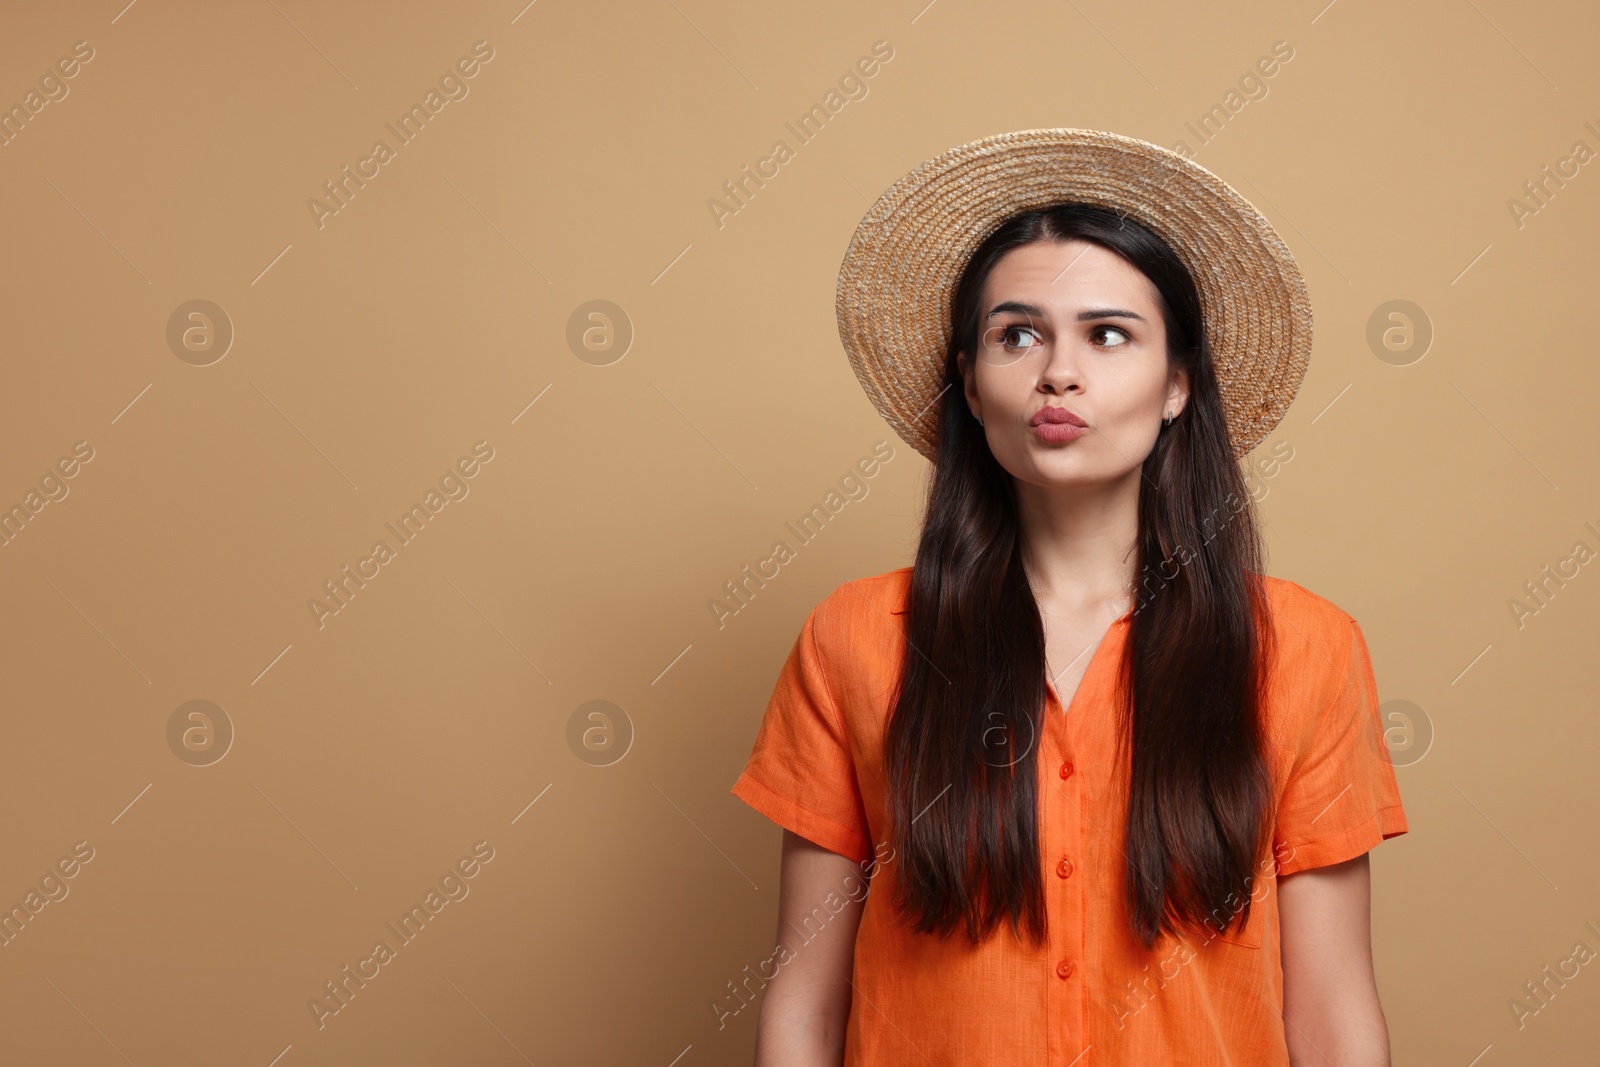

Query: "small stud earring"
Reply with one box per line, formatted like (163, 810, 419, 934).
(1164, 411, 1173, 426)
(975, 412, 984, 427)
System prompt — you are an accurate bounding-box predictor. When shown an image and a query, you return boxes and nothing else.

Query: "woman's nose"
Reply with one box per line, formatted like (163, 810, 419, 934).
(1037, 343, 1082, 391)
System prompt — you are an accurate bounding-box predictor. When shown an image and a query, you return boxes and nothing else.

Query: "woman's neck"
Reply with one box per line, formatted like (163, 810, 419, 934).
(1014, 472, 1141, 617)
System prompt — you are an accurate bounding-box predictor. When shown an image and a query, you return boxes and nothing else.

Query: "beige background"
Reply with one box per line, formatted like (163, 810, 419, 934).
(1, 0, 1596, 1063)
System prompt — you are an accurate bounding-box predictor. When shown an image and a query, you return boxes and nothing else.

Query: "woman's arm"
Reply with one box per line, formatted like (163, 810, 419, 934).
(751, 829, 868, 1067)
(1278, 852, 1393, 1066)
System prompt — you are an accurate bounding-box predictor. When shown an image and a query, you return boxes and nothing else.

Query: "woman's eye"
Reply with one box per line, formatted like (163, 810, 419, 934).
(1093, 325, 1131, 346)
(1004, 326, 1043, 349)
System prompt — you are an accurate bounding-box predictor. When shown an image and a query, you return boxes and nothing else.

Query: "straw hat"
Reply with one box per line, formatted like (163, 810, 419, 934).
(834, 128, 1312, 462)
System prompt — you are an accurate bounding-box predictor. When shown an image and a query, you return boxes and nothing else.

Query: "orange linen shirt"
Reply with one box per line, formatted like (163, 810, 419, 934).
(731, 566, 1409, 1066)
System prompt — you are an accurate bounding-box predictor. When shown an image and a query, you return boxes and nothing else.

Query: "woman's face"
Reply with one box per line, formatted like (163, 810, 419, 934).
(958, 238, 1188, 489)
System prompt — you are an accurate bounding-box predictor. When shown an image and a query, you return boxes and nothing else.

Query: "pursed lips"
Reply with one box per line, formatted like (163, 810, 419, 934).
(1030, 406, 1089, 427)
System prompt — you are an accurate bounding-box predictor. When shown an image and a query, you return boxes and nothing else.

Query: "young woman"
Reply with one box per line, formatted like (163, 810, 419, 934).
(731, 130, 1408, 1066)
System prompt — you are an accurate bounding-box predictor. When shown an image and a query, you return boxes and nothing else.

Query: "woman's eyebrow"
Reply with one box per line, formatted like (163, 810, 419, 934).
(985, 300, 1148, 323)
(985, 300, 1046, 319)
(1076, 306, 1147, 323)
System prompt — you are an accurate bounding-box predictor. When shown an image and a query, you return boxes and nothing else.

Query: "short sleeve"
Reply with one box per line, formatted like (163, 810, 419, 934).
(731, 601, 874, 865)
(1273, 617, 1409, 876)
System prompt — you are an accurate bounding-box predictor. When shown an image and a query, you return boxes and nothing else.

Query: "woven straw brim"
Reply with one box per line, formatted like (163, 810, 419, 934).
(835, 128, 1312, 462)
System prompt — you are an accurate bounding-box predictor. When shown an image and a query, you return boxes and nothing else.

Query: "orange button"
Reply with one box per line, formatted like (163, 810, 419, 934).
(1056, 858, 1074, 879)
(1059, 760, 1074, 779)
(1056, 958, 1075, 979)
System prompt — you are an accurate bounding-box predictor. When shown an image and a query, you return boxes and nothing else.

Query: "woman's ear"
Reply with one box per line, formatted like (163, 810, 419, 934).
(1166, 366, 1190, 420)
(958, 351, 983, 424)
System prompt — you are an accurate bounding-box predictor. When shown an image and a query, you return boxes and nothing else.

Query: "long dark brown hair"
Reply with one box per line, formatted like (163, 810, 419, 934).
(883, 203, 1278, 952)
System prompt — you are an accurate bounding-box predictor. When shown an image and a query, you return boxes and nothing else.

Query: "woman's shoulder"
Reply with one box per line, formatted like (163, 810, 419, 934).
(1258, 574, 1368, 702)
(794, 566, 914, 674)
(1261, 574, 1359, 635)
(810, 565, 915, 620)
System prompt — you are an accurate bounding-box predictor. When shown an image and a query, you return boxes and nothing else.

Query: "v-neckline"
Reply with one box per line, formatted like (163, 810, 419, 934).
(1045, 610, 1131, 717)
